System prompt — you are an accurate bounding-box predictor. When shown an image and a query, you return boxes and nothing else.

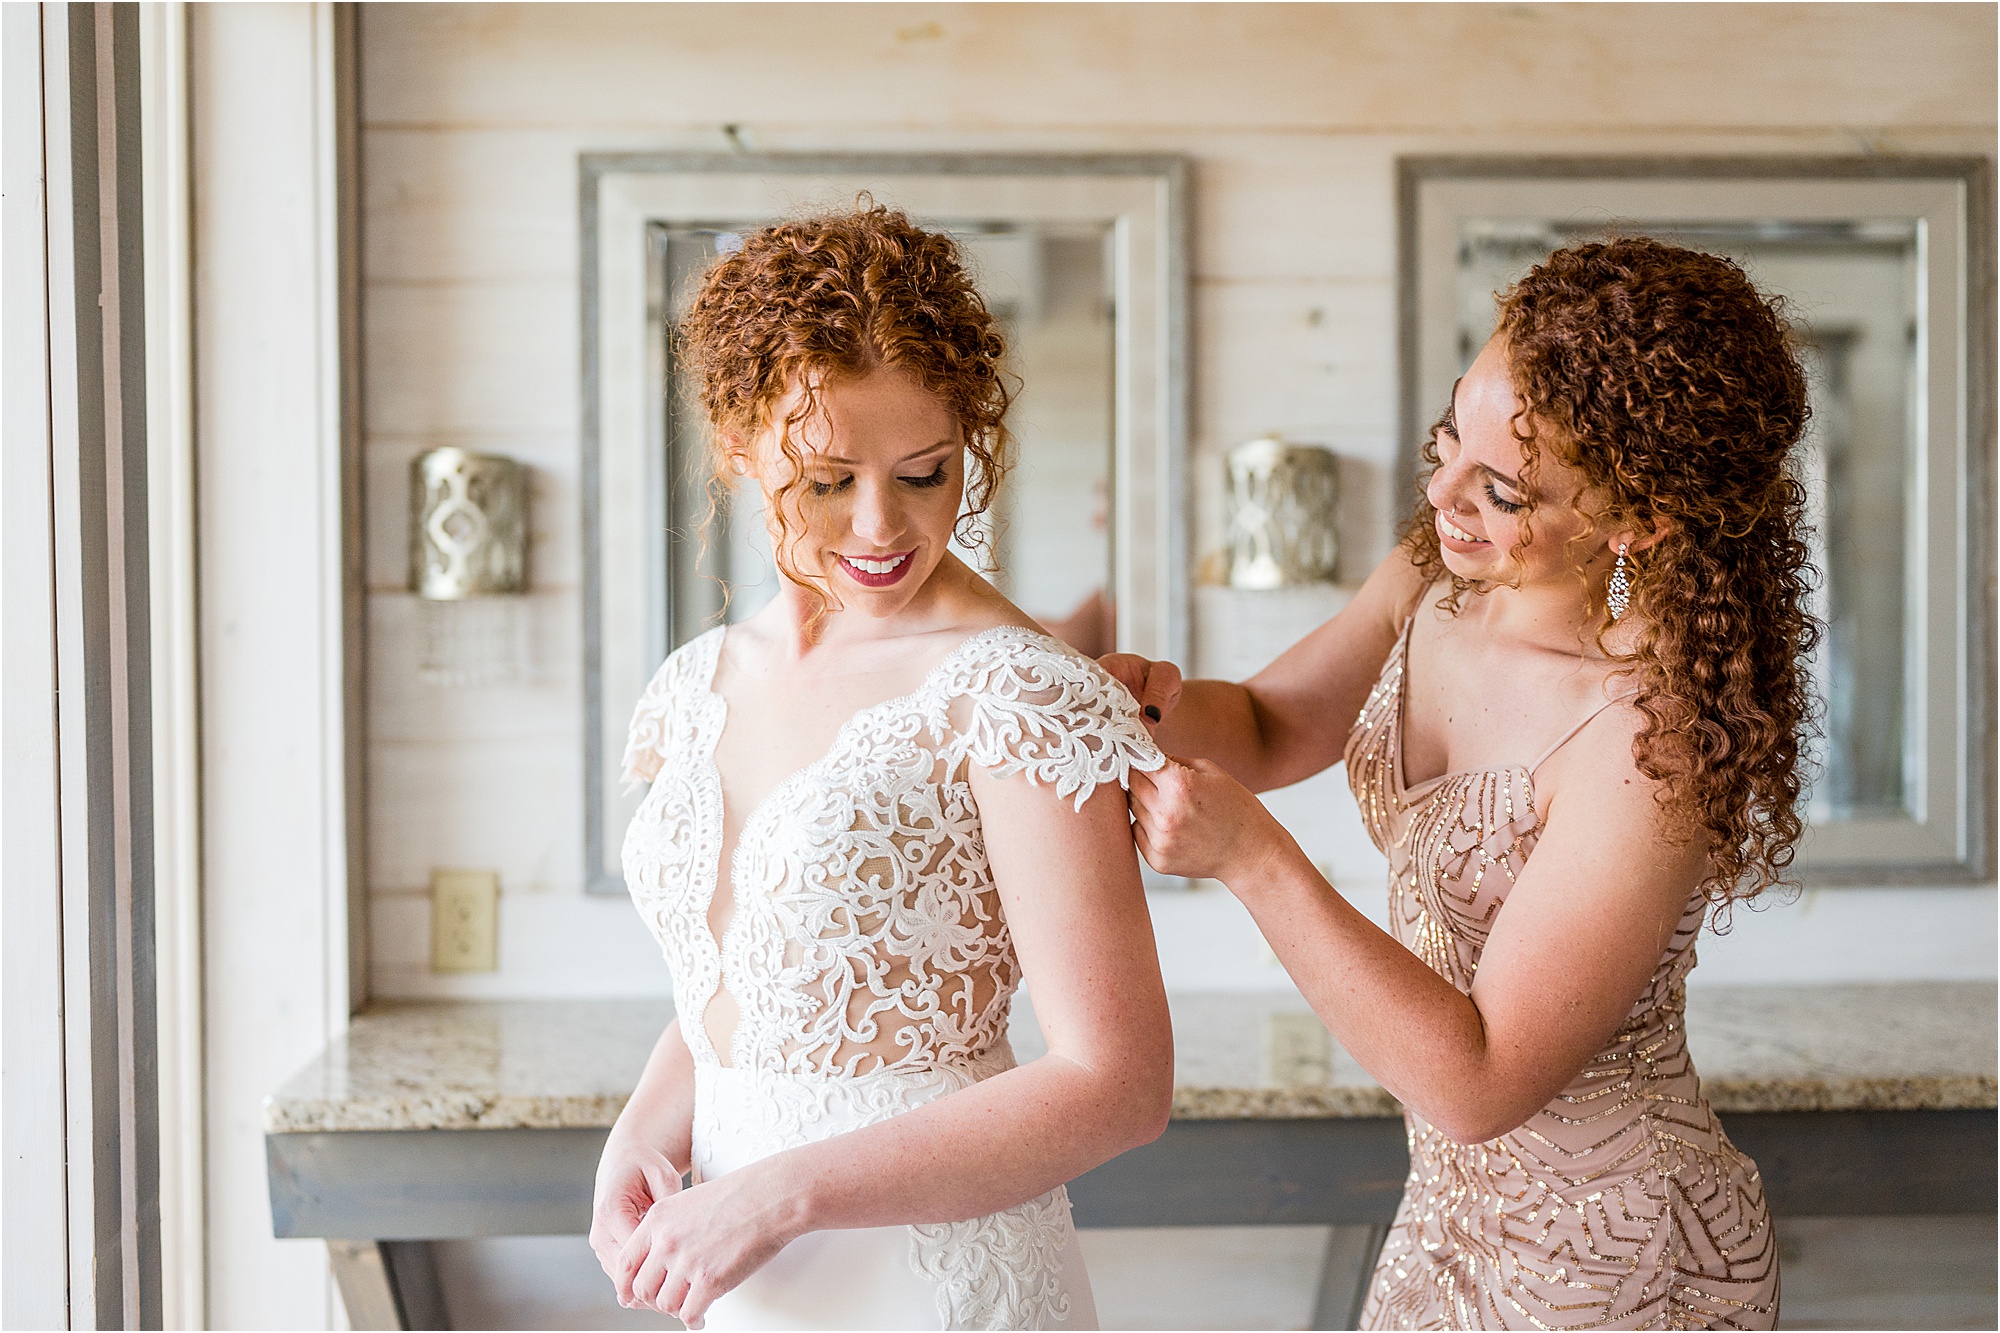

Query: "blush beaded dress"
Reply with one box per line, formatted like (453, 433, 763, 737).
(620, 625, 1162, 1331)
(1345, 613, 1779, 1331)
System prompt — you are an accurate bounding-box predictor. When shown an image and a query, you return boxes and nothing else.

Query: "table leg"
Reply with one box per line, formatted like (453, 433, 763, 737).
(1310, 1221, 1389, 1330)
(327, 1239, 449, 1330)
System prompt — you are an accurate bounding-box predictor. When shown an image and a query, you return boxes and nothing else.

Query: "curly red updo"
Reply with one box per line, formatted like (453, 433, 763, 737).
(1404, 236, 1820, 909)
(675, 203, 1013, 603)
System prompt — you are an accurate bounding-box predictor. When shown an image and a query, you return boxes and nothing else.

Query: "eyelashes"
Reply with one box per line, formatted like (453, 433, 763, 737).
(1483, 479, 1526, 514)
(808, 463, 950, 497)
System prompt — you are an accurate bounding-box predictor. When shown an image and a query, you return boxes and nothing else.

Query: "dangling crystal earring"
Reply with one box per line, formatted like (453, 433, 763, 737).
(1606, 543, 1631, 620)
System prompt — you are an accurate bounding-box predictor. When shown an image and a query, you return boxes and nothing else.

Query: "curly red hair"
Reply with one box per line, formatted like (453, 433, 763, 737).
(676, 203, 1012, 613)
(1403, 237, 1820, 908)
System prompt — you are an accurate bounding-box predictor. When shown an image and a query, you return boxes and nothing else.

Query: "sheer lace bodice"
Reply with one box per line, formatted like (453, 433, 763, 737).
(618, 624, 1159, 1330)
(622, 624, 1161, 1080)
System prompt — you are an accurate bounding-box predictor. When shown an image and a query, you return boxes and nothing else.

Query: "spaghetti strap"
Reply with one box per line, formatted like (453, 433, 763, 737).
(1394, 582, 1439, 646)
(1527, 688, 1641, 775)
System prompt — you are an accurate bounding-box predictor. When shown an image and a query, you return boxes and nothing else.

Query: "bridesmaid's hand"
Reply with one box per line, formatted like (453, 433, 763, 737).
(611, 1161, 804, 1328)
(1128, 756, 1292, 884)
(1098, 652, 1182, 727)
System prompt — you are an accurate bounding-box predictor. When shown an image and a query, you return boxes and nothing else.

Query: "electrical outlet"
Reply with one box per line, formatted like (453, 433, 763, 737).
(430, 868, 499, 972)
(1267, 1011, 1332, 1087)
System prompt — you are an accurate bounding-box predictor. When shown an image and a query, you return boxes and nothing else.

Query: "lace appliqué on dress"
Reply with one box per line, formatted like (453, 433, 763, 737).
(909, 1187, 1078, 1331)
(620, 630, 729, 1066)
(620, 634, 720, 794)
(939, 644, 1165, 811)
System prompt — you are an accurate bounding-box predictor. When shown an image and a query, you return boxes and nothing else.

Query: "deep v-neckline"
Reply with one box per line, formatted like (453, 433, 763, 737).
(1392, 615, 1532, 801)
(698, 623, 1033, 854)
(1390, 610, 1638, 809)
(689, 623, 1036, 1065)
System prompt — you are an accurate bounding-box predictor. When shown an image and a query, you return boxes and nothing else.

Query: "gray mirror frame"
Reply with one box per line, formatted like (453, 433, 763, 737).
(580, 152, 1190, 896)
(1395, 154, 1995, 885)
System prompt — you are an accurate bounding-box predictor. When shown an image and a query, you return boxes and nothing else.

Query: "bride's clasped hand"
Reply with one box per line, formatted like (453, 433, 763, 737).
(594, 1130, 802, 1327)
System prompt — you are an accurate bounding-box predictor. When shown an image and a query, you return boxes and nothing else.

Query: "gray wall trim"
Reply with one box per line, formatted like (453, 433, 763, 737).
(1961, 155, 1996, 888)
(577, 146, 607, 894)
(62, 13, 121, 1312)
(334, 2, 369, 1011)
(1393, 160, 1425, 534)
(578, 151, 1191, 896)
(1161, 154, 1193, 668)
(53, 3, 164, 1323)
(1395, 152, 1997, 888)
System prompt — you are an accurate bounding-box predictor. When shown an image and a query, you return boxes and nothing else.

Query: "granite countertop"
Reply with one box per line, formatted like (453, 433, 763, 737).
(263, 983, 1997, 1134)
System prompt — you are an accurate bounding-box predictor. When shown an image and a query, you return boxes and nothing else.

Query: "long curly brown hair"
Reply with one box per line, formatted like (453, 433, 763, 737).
(676, 203, 1013, 616)
(1403, 236, 1820, 908)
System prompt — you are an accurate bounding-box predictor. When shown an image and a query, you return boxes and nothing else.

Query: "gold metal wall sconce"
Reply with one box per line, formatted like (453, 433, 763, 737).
(1225, 438, 1340, 589)
(409, 447, 529, 686)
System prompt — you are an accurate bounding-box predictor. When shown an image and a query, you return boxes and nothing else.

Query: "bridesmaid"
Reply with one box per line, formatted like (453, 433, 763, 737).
(1111, 237, 1812, 1329)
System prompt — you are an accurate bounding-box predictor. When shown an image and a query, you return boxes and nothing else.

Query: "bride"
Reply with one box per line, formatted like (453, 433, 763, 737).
(591, 205, 1172, 1331)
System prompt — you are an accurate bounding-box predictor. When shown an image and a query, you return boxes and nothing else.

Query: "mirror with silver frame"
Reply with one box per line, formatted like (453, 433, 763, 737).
(583, 154, 1188, 895)
(1400, 157, 1994, 883)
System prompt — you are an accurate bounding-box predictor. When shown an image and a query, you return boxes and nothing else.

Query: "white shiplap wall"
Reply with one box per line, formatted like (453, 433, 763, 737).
(359, 2, 1998, 1001)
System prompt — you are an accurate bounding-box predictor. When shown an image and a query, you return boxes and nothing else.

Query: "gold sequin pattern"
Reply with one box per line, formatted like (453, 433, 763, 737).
(1344, 622, 1778, 1330)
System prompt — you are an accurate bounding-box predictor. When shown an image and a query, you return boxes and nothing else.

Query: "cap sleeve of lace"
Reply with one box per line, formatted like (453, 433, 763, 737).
(620, 629, 719, 794)
(940, 629, 1165, 811)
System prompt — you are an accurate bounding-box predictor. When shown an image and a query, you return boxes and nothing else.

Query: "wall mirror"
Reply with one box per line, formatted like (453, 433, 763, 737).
(1400, 157, 1993, 883)
(583, 153, 1188, 894)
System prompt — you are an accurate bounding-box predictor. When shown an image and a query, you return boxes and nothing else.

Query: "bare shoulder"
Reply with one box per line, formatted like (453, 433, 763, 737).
(923, 556, 1053, 640)
(1347, 541, 1433, 638)
(1512, 691, 1711, 953)
(944, 604, 1048, 641)
(1533, 691, 1675, 835)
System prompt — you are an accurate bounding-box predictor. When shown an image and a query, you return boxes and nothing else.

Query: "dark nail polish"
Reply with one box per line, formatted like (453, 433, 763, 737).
(1144, 705, 1162, 722)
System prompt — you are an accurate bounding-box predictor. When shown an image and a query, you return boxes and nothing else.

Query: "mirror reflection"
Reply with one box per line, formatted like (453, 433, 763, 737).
(652, 221, 1117, 660)
(1455, 219, 1921, 824)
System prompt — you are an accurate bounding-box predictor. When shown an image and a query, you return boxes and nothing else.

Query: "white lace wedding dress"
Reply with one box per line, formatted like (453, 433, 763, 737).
(621, 625, 1163, 1331)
